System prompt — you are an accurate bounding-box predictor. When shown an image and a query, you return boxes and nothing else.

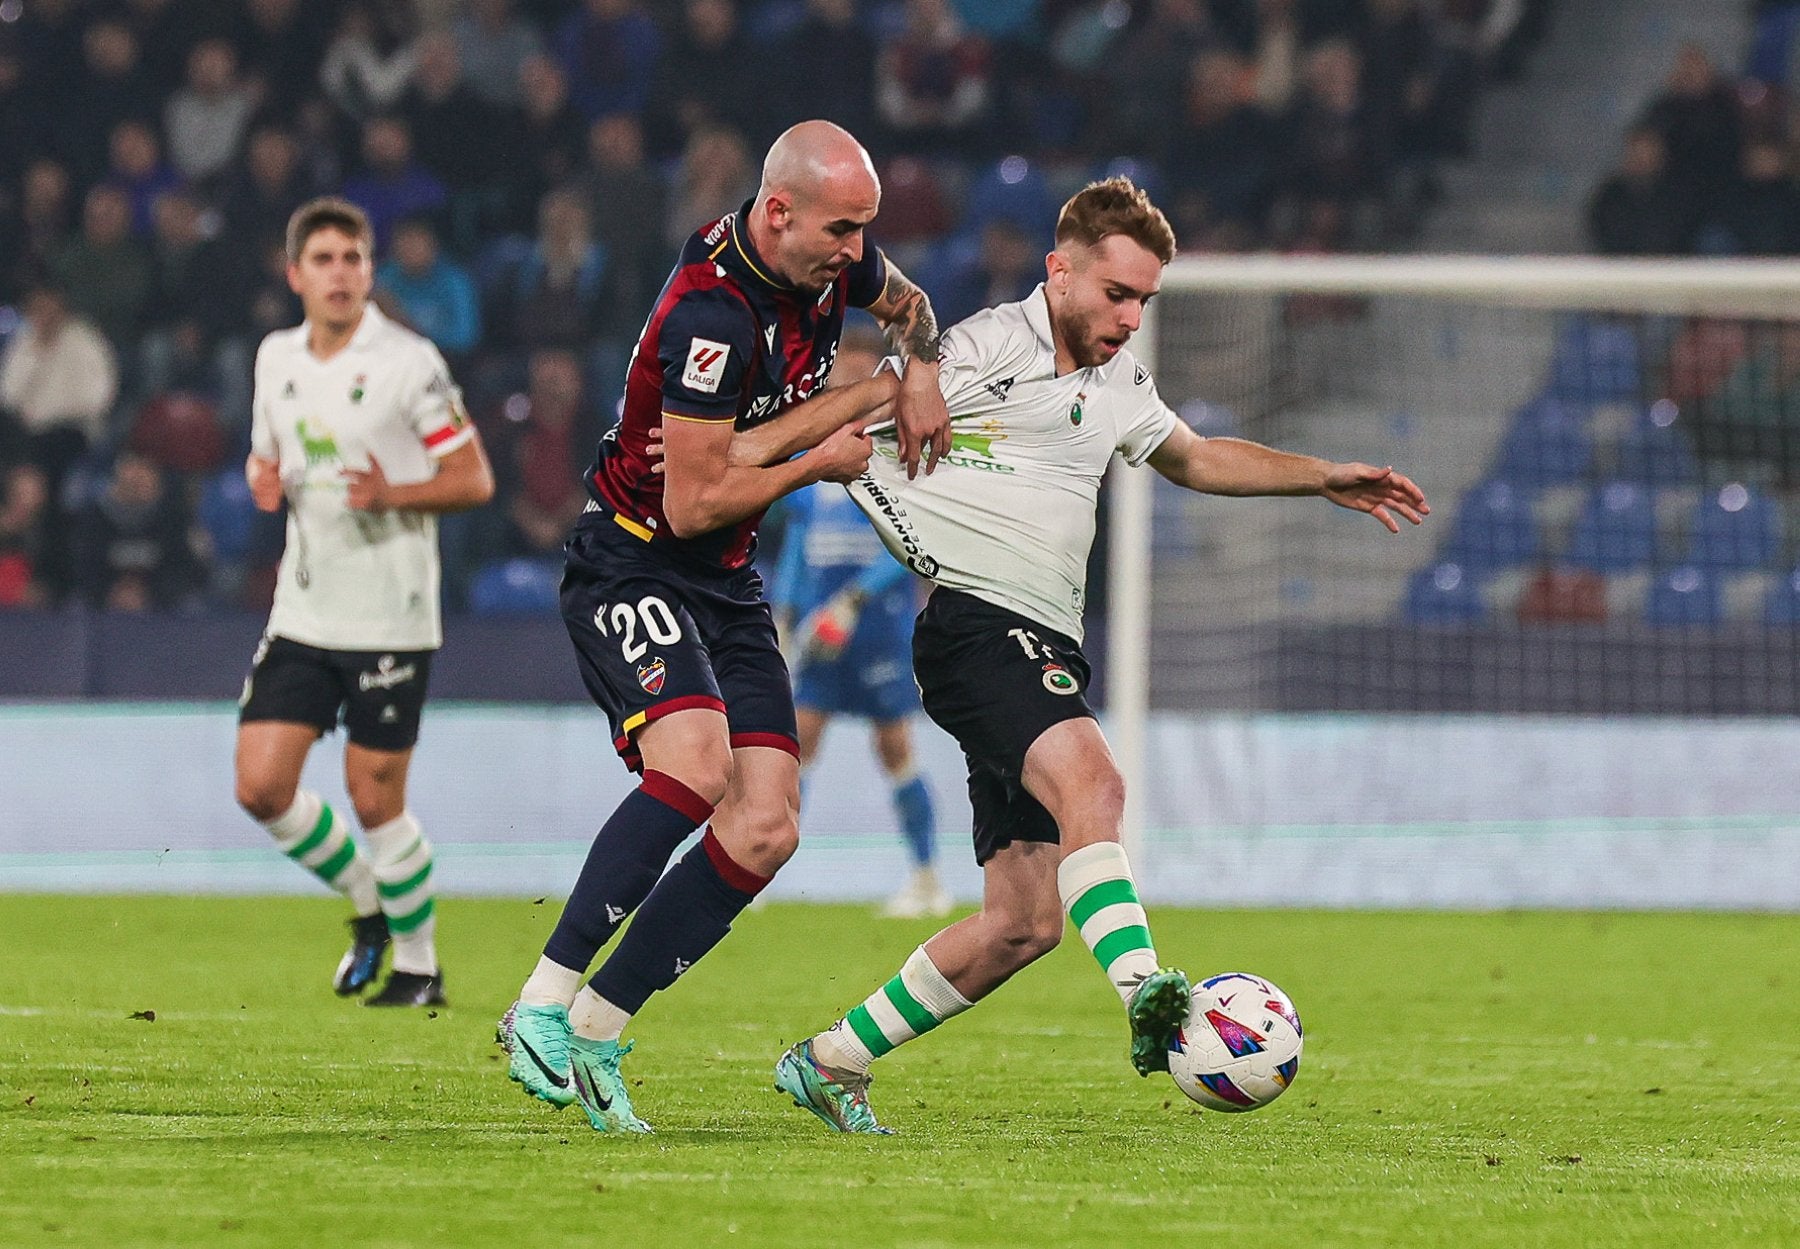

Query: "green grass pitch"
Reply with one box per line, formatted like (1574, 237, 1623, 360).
(2, 896, 1796, 1247)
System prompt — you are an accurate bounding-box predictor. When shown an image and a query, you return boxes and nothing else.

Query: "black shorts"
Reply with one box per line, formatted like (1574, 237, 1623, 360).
(238, 634, 433, 752)
(561, 510, 798, 771)
(912, 589, 1096, 865)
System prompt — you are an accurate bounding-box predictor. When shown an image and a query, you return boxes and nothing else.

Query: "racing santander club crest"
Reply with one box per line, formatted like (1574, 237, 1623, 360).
(1042, 662, 1078, 695)
(1070, 392, 1086, 427)
(637, 657, 666, 695)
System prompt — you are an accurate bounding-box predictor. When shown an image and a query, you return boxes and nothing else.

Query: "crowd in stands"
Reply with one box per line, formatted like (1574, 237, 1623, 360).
(0, 0, 1546, 615)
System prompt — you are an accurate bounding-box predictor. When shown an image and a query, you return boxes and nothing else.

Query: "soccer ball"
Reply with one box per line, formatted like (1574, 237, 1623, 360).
(1167, 972, 1304, 1112)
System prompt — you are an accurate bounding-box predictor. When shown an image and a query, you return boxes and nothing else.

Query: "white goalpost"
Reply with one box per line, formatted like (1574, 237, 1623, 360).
(1109, 255, 1800, 908)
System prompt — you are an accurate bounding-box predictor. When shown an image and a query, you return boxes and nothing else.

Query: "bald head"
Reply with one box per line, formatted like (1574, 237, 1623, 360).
(747, 120, 882, 293)
(759, 120, 879, 208)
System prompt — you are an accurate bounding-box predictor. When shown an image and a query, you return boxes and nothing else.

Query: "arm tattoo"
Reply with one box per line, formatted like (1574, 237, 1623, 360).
(879, 271, 942, 365)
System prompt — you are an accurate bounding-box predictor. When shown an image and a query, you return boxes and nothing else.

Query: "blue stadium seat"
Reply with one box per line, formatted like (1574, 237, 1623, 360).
(1563, 481, 1658, 572)
(1644, 565, 1723, 626)
(1404, 562, 1487, 624)
(1441, 479, 1542, 569)
(962, 156, 1057, 237)
(1492, 398, 1593, 484)
(468, 558, 562, 617)
(1685, 483, 1782, 571)
(1549, 315, 1642, 404)
(1612, 402, 1700, 485)
(1764, 568, 1800, 625)
(198, 469, 260, 561)
(1089, 156, 1165, 201)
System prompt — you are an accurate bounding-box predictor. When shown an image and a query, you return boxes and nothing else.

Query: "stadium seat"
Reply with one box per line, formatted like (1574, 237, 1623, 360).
(1644, 565, 1723, 626)
(468, 557, 562, 617)
(1549, 316, 1641, 404)
(1441, 479, 1542, 569)
(961, 156, 1057, 237)
(1764, 568, 1800, 624)
(1665, 319, 1749, 404)
(130, 392, 224, 474)
(1492, 398, 1592, 484)
(1685, 482, 1782, 571)
(1563, 481, 1659, 572)
(1516, 568, 1607, 623)
(1611, 402, 1700, 485)
(872, 158, 953, 243)
(1404, 562, 1487, 625)
(198, 469, 261, 562)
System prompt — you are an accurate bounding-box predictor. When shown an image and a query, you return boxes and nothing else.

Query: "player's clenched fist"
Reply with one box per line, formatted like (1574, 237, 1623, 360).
(807, 421, 874, 484)
(246, 453, 283, 513)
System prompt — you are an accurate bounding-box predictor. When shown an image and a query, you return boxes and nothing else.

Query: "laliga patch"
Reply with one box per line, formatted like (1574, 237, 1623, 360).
(682, 338, 731, 394)
(637, 657, 667, 695)
(1042, 663, 1079, 695)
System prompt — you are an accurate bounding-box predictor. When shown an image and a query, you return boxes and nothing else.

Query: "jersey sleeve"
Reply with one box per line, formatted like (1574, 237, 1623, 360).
(845, 245, 889, 310)
(658, 285, 757, 422)
(406, 341, 476, 458)
(1116, 358, 1180, 466)
(934, 315, 1000, 417)
(249, 337, 278, 461)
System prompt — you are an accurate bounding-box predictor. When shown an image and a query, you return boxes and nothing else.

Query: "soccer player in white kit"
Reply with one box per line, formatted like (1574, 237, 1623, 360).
(772, 178, 1429, 1131)
(234, 198, 495, 1007)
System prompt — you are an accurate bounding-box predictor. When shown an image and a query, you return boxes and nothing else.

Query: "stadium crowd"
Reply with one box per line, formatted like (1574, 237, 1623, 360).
(0, 0, 1545, 614)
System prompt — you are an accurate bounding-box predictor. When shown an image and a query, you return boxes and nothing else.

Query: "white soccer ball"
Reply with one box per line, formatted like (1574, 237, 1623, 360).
(1167, 972, 1304, 1112)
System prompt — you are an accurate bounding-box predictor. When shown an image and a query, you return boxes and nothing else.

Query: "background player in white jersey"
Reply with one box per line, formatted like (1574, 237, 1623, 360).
(765, 329, 948, 919)
(771, 178, 1429, 1132)
(234, 198, 494, 1007)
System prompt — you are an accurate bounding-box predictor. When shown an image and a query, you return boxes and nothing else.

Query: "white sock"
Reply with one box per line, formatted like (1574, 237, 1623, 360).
(1057, 841, 1160, 1004)
(367, 811, 437, 976)
(520, 956, 584, 1009)
(812, 944, 972, 1077)
(265, 790, 379, 915)
(569, 985, 633, 1042)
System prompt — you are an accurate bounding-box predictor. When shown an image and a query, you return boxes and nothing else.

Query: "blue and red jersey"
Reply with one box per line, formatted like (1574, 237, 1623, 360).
(584, 202, 887, 569)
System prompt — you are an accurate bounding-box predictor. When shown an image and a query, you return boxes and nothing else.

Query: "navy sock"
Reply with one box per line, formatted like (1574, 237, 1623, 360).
(891, 774, 936, 866)
(587, 829, 769, 1014)
(541, 771, 715, 971)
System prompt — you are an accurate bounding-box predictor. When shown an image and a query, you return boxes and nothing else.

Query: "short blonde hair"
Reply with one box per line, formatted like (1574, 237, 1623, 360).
(1054, 177, 1176, 265)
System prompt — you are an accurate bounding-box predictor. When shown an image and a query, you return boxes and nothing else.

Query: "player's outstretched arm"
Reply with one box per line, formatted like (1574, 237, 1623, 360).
(863, 259, 952, 478)
(662, 411, 873, 539)
(245, 453, 283, 512)
(344, 436, 496, 514)
(1146, 422, 1429, 533)
(722, 373, 899, 468)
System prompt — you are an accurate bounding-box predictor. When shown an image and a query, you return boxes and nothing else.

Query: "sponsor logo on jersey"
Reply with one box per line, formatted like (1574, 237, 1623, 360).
(297, 418, 340, 467)
(854, 473, 940, 578)
(281, 380, 297, 399)
(764, 324, 778, 354)
(984, 377, 1015, 402)
(1134, 363, 1152, 387)
(683, 338, 731, 394)
(1042, 663, 1079, 695)
(359, 654, 417, 691)
(637, 657, 667, 695)
(702, 214, 732, 248)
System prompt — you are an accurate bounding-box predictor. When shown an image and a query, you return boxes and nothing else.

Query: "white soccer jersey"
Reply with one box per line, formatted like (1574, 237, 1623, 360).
(251, 305, 475, 651)
(848, 285, 1180, 642)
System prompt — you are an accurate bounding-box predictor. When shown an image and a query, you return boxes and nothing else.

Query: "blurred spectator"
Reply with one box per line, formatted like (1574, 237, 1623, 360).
(164, 38, 259, 186)
(1165, 49, 1279, 247)
(16, 0, 88, 114)
(500, 349, 590, 556)
(497, 189, 610, 352)
(403, 33, 510, 199)
(234, 0, 337, 116)
(1, 160, 75, 304)
(648, 0, 771, 157)
(120, 0, 205, 100)
(321, 2, 419, 122)
(219, 124, 313, 255)
(454, 0, 546, 109)
(567, 114, 667, 339)
(1277, 39, 1388, 249)
(876, 0, 994, 156)
(245, 237, 303, 342)
(954, 0, 1040, 42)
(1587, 127, 1696, 256)
(54, 18, 153, 185)
(775, 0, 878, 137)
(1702, 139, 1800, 256)
(0, 463, 56, 608)
(378, 217, 482, 358)
(934, 219, 1042, 326)
(1748, 0, 1800, 86)
(664, 126, 759, 251)
(140, 190, 254, 427)
(52, 184, 154, 351)
(106, 118, 183, 238)
(71, 450, 203, 612)
(1104, 0, 1218, 158)
(0, 36, 37, 187)
(1639, 44, 1742, 214)
(502, 56, 588, 234)
(0, 286, 119, 486)
(1693, 323, 1800, 481)
(341, 116, 449, 247)
(555, 0, 663, 122)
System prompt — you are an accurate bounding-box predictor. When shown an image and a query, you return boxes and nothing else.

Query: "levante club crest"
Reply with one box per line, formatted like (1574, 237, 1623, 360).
(637, 658, 666, 695)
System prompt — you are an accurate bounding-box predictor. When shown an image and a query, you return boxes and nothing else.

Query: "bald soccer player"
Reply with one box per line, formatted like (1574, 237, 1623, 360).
(495, 121, 953, 1134)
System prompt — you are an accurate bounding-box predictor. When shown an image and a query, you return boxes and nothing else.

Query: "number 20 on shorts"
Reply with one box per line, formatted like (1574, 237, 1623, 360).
(594, 596, 683, 663)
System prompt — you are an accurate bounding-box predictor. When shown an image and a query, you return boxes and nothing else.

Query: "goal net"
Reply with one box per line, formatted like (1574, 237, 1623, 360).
(1114, 256, 1800, 909)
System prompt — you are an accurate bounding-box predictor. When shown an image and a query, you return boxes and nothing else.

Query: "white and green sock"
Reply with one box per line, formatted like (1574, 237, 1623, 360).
(265, 790, 378, 915)
(367, 811, 437, 975)
(812, 945, 971, 1077)
(1058, 841, 1159, 1003)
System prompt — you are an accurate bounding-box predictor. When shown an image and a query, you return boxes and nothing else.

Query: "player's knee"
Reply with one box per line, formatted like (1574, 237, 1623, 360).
(732, 805, 799, 874)
(995, 910, 1063, 966)
(345, 772, 404, 828)
(674, 746, 733, 808)
(235, 773, 294, 823)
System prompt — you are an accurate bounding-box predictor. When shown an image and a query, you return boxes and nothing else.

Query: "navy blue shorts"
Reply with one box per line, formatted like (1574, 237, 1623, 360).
(561, 510, 798, 771)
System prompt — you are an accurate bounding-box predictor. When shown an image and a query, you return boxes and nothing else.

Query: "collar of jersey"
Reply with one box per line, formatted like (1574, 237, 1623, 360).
(722, 202, 793, 294)
(1022, 284, 1055, 352)
(299, 303, 386, 360)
